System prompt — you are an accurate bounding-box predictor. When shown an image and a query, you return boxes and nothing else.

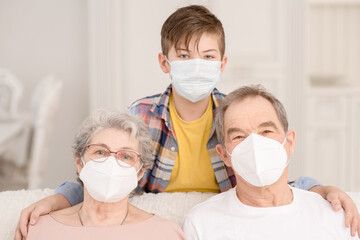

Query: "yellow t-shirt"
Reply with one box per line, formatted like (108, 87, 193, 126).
(165, 94, 220, 193)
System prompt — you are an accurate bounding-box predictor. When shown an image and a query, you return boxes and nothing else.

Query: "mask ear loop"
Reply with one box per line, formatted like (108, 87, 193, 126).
(136, 162, 144, 174)
(164, 56, 173, 80)
(79, 144, 89, 167)
(80, 156, 86, 167)
(77, 157, 86, 179)
(225, 148, 232, 157)
(281, 134, 291, 168)
(165, 56, 172, 65)
(281, 136, 287, 146)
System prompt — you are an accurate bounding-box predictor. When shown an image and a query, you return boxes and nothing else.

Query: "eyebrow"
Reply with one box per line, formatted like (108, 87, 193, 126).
(226, 121, 278, 136)
(202, 49, 218, 53)
(176, 48, 218, 54)
(91, 143, 109, 148)
(176, 48, 190, 52)
(89, 143, 136, 151)
(258, 121, 279, 130)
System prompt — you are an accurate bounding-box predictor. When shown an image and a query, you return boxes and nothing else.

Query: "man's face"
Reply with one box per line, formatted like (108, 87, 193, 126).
(158, 32, 227, 74)
(216, 96, 295, 168)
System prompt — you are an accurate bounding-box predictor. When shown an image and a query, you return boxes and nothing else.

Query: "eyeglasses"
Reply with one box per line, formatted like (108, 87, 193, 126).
(82, 144, 141, 168)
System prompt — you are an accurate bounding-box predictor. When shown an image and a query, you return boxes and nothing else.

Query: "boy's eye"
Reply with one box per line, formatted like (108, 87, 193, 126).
(204, 55, 214, 59)
(179, 54, 189, 59)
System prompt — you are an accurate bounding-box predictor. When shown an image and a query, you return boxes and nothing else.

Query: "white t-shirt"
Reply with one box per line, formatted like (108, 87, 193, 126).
(183, 187, 358, 240)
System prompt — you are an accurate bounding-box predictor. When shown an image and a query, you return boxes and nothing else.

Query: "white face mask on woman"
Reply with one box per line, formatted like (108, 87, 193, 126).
(227, 133, 288, 187)
(79, 156, 141, 202)
(167, 58, 221, 102)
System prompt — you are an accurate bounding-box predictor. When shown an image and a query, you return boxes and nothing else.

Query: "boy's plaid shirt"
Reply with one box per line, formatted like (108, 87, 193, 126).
(130, 85, 236, 193)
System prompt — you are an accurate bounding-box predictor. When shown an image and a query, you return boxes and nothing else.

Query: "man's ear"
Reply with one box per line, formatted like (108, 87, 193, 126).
(285, 130, 296, 156)
(216, 144, 232, 167)
(220, 56, 228, 73)
(158, 53, 170, 73)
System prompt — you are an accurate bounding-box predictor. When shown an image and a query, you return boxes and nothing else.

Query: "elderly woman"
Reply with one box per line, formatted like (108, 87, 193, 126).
(26, 110, 185, 240)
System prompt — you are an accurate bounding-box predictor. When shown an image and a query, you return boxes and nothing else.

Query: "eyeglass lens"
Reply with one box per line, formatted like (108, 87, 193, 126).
(85, 145, 139, 167)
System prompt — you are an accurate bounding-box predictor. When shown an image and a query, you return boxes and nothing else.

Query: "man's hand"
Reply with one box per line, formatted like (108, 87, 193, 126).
(310, 185, 360, 238)
(14, 194, 71, 240)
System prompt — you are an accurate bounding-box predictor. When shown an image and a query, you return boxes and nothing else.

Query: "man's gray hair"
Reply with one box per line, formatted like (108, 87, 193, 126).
(215, 85, 289, 146)
(73, 109, 153, 168)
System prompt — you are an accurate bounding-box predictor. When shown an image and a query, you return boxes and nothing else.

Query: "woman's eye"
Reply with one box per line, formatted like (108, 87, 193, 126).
(95, 150, 105, 155)
(118, 151, 134, 160)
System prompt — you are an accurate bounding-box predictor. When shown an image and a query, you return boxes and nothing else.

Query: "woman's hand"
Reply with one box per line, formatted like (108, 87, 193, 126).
(14, 194, 71, 240)
(310, 185, 360, 237)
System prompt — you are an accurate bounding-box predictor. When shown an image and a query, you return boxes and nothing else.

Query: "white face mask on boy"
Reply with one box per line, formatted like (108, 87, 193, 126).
(79, 156, 141, 202)
(167, 58, 221, 102)
(227, 133, 288, 187)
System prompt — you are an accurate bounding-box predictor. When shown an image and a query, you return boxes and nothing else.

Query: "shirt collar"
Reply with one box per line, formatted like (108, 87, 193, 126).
(150, 84, 224, 122)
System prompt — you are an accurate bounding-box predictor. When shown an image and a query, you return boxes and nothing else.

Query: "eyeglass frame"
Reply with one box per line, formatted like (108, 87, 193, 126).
(80, 144, 143, 168)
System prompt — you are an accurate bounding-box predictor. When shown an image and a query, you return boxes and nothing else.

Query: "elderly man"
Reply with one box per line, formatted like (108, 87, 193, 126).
(183, 85, 359, 240)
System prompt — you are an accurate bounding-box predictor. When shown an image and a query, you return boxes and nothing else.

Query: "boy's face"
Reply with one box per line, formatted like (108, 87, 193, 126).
(158, 33, 227, 74)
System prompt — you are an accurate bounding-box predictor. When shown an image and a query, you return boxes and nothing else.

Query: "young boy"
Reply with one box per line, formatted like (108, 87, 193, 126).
(131, 5, 231, 193)
(15, 5, 359, 240)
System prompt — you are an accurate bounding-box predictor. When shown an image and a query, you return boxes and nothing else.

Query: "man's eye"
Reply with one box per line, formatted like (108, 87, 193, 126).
(233, 135, 243, 141)
(261, 130, 275, 136)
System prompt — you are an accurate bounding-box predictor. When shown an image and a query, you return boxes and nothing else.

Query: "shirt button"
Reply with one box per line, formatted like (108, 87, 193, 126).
(162, 177, 167, 181)
(170, 147, 175, 151)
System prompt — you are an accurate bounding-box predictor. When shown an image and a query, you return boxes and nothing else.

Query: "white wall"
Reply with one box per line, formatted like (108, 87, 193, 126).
(89, 0, 360, 192)
(1, 0, 358, 191)
(0, 0, 89, 188)
(89, 0, 308, 182)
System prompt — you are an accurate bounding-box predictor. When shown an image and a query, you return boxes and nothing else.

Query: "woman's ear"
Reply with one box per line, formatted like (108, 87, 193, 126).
(137, 166, 146, 181)
(75, 157, 83, 174)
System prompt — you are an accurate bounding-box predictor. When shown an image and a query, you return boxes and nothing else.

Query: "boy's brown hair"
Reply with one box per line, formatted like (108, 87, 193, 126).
(161, 5, 225, 58)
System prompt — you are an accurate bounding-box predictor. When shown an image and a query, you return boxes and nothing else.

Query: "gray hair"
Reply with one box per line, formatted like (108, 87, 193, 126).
(215, 85, 288, 146)
(73, 109, 153, 168)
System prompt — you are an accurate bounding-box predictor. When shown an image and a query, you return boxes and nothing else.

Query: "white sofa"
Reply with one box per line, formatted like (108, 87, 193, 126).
(1, 189, 360, 240)
(0, 189, 215, 240)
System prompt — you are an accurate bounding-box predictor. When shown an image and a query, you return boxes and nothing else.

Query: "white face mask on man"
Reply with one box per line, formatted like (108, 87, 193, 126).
(166, 58, 221, 102)
(79, 156, 141, 202)
(227, 133, 288, 187)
